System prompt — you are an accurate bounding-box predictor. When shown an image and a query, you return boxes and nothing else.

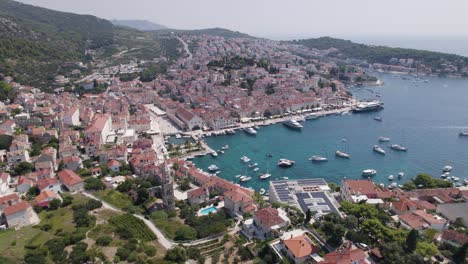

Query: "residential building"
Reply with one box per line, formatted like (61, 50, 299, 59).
(436, 202, 468, 228)
(282, 234, 319, 264)
(63, 106, 80, 126)
(2, 201, 39, 228)
(35, 190, 62, 207)
(320, 245, 371, 264)
(224, 189, 255, 217)
(252, 207, 289, 239)
(188, 187, 209, 205)
(341, 179, 379, 203)
(57, 169, 84, 192)
(399, 210, 447, 231)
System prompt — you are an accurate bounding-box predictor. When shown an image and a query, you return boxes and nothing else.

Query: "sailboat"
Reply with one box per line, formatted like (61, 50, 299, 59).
(260, 160, 272, 180)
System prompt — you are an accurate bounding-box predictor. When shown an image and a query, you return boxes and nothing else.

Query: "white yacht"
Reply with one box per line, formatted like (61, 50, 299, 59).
(211, 151, 218, 157)
(398, 172, 405, 179)
(309, 156, 328, 162)
(378, 137, 391, 142)
(451, 176, 460, 182)
(464, 179, 468, 185)
(390, 144, 408, 152)
(373, 145, 386, 155)
(241, 156, 251, 163)
(208, 165, 219, 171)
(296, 116, 306, 122)
(248, 163, 258, 168)
(221, 145, 230, 150)
(259, 173, 272, 180)
(441, 172, 450, 178)
(335, 150, 350, 159)
(443, 165, 453, 172)
(352, 101, 384, 113)
(240, 176, 251, 182)
(374, 117, 383, 122)
(388, 182, 398, 189)
(253, 168, 259, 172)
(388, 175, 394, 181)
(277, 159, 295, 168)
(283, 119, 303, 130)
(362, 169, 377, 176)
(243, 127, 257, 135)
(459, 131, 468, 136)
(306, 113, 320, 120)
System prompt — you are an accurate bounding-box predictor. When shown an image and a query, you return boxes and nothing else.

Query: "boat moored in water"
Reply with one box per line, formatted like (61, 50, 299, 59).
(443, 165, 452, 172)
(283, 119, 303, 130)
(309, 155, 328, 162)
(388, 175, 394, 181)
(243, 127, 257, 135)
(239, 176, 251, 182)
(374, 117, 383, 122)
(248, 163, 258, 168)
(335, 150, 350, 159)
(211, 151, 218, 157)
(352, 100, 384, 113)
(259, 173, 272, 180)
(378, 137, 391, 142)
(390, 144, 408, 151)
(373, 145, 386, 155)
(241, 156, 251, 163)
(259, 188, 266, 195)
(362, 169, 377, 176)
(459, 131, 468, 136)
(278, 159, 295, 167)
(398, 172, 405, 179)
(208, 164, 219, 171)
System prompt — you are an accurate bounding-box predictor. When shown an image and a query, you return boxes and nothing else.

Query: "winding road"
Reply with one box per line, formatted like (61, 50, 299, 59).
(177, 36, 192, 60)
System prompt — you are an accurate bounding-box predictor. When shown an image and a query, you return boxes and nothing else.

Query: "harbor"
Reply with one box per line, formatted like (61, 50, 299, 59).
(189, 74, 468, 191)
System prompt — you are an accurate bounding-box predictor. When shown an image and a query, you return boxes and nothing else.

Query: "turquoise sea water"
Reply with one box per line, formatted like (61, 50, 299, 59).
(192, 74, 468, 191)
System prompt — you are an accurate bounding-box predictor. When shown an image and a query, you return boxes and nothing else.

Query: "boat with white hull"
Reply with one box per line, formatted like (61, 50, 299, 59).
(283, 119, 303, 130)
(335, 150, 350, 159)
(373, 145, 386, 155)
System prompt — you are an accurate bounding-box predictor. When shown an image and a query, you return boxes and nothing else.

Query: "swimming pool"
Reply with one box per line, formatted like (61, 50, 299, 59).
(199, 206, 218, 215)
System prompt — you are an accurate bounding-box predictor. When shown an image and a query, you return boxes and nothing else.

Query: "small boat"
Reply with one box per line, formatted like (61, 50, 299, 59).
(253, 168, 259, 172)
(259, 188, 266, 195)
(221, 145, 230, 150)
(248, 163, 258, 168)
(390, 144, 407, 151)
(283, 119, 303, 130)
(335, 150, 350, 159)
(443, 165, 452, 172)
(215, 171, 221, 175)
(306, 113, 319, 120)
(254, 125, 260, 130)
(266, 154, 273, 158)
(283, 177, 289, 180)
(208, 165, 219, 171)
(241, 156, 251, 163)
(362, 169, 377, 177)
(341, 138, 348, 142)
(278, 159, 295, 167)
(388, 182, 398, 189)
(309, 156, 328, 162)
(388, 175, 394, 181)
(211, 152, 218, 157)
(296, 116, 306, 122)
(464, 179, 468, 185)
(218, 150, 224, 154)
(378, 137, 391, 142)
(374, 117, 383, 122)
(441, 172, 450, 178)
(459, 131, 468, 136)
(398, 172, 405, 179)
(451, 176, 460, 182)
(259, 173, 271, 180)
(240, 176, 251, 182)
(243, 127, 257, 135)
(235, 175, 242, 178)
(373, 145, 386, 155)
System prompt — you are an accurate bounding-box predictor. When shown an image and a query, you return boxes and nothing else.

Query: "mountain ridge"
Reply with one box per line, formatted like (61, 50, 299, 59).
(111, 19, 168, 31)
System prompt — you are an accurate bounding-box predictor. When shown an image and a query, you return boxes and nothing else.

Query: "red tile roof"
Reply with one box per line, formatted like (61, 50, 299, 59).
(36, 178, 60, 191)
(343, 179, 377, 197)
(441, 230, 468, 245)
(283, 235, 318, 259)
(0, 193, 19, 205)
(321, 247, 368, 264)
(188, 187, 207, 199)
(254, 207, 285, 228)
(3, 201, 30, 216)
(58, 169, 83, 187)
(34, 190, 58, 204)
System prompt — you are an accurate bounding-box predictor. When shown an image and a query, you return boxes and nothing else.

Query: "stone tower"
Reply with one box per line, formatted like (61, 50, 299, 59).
(161, 157, 175, 210)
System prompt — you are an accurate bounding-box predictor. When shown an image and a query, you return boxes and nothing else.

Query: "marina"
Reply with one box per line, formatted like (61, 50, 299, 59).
(191, 74, 468, 190)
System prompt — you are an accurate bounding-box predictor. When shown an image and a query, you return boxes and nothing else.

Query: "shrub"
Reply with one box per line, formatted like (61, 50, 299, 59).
(96, 236, 112, 246)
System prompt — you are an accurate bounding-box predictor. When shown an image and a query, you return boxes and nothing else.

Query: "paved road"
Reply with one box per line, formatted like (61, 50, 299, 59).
(177, 37, 192, 60)
(82, 192, 174, 249)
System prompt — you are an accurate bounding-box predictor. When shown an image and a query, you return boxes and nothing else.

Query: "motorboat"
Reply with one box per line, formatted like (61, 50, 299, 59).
(235, 175, 242, 178)
(240, 176, 251, 182)
(211, 151, 218, 157)
(278, 159, 295, 168)
(398, 172, 405, 179)
(443, 165, 452, 172)
(459, 131, 468, 136)
(378, 137, 391, 142)
(388, 182, 398, 189)
(283, 177, 289, 180)
(373, 145, 386, 155)
(309, 156, 328, 162)
(362, 169, 377, 176)
(352, 100, 384, 113)
(208, 165, 219, 171)
(221, 145, 230, 150)
(296, 116, 306, 122)
(266, 154, 273, 158)
(248, 163, 258, 168)
(464, 179, 468, 185)
(243, 127, 257, 135)
(283, 119, 303, 130)
(226, 130, 236, 135)
(259, 188, 266, 195)
(254, 125, 260, 130)
(241, 156, 251, 163)
(374, 117, 383, 122)
(390, 144, 407, 151)
(441, 172, 450, 178)
(259, 173, 272, 180)
(306, 113, 320, 120)
(451, 176, 460, 182)
(388, 175, 394, 181)
(335, 150, 350, 159)
(253, 168, 259, 172)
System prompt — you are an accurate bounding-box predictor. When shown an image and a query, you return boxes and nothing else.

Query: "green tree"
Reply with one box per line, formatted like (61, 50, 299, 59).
(175, 226, 197, 241)
(305, 209, 312, 224)
(415, 242, 439, 258)
(179, 177, 191, 191)
(48, 198, 62, 210)
(453, 242, 468, 264)
(165, 246, 188, 263)
(13, 161, 34, 175)
(405, 229, 418, 253)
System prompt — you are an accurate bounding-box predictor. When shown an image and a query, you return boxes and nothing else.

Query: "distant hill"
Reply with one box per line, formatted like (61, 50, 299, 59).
(0, 0, 114, 88)
(292, 37, 468, 75)
(111, 19, 168, 31)
(156, 27, 254, 39)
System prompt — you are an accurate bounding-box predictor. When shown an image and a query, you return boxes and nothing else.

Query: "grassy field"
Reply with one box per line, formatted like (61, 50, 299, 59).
(94, 189, 134, 210)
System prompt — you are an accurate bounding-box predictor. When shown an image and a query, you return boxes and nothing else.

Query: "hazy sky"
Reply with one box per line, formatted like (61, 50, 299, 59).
(17, 0, 468, 40)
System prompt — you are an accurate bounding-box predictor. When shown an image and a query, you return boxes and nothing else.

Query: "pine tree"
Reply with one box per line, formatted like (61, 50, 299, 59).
(405, 229, 418, 253)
